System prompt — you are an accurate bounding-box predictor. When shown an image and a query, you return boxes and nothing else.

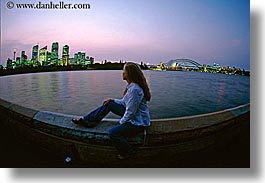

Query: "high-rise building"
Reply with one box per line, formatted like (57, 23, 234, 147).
(51, 42, 59, 65)
(47, 51, 52, 65)
(16, 57, 21, 67)
(74, 52, 86, 65)
(32, 44, 39, 64)
(85, 56, 91, 65)
(74, 53, 78, 64)
(39, 46, 47, 66)
(21, 51, 27, 66)
(6, 58, 13, 69)
(62, 45, 69, 66)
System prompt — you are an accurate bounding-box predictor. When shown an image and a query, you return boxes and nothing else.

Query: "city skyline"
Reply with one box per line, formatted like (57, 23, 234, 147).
(1, 0, 250, 70)
(5, 42, 95, 68)
(2, 41, 247, 71)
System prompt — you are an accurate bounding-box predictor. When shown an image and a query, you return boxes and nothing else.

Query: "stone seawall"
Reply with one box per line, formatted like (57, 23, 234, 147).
(0, 98, 250, 166)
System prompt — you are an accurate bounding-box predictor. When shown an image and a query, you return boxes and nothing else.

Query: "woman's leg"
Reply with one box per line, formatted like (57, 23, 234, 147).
(83, 101, 125, 126)
(108, 123, 145, 158)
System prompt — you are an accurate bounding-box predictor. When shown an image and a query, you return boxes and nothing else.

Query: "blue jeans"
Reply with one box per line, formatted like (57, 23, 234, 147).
(83, 101, 125, 126)
(83, 101, 145, 156)
(109, 122, 145, 157)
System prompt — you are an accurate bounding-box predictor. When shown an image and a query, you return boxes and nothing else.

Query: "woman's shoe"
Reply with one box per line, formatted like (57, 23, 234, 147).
(71, 118, 90, 128)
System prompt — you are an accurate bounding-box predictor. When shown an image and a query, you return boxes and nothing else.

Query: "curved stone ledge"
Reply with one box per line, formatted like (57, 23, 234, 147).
(150, 104, 250, 132)
(0, 98, 250, 163)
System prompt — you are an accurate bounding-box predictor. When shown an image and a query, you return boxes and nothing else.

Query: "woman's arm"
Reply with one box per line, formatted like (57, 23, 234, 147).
(119, 88, 144, 124)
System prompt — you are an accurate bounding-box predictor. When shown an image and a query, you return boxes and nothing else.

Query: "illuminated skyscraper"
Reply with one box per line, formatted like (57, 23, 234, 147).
(39, 46, 47, 66)
(51, 42, 59, 65)
(74, 52, 85, 65)
(47, 51, 52, 65)
(21, 51, 27, 66)
(62, 45, 69, 66)
(32, 44, 39, 64)
(16, 57, 21, 67)
(74, 53, 78, 64)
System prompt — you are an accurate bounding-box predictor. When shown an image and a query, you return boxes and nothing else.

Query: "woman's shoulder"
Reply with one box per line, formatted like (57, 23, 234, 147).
(128, 83, 143, 92)
(128, 82, 140, 89)
(127, 83, 145, 99)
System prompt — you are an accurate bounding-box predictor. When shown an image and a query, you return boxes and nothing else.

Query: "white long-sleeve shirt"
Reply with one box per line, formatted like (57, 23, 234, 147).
(114, 82, 151, 127)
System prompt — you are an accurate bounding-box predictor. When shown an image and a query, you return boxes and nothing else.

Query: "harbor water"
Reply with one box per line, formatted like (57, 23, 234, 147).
(0, 70, 250, 119)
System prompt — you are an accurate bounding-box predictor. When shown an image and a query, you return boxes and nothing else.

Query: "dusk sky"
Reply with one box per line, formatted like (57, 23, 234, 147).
(1, 0, 250, 70)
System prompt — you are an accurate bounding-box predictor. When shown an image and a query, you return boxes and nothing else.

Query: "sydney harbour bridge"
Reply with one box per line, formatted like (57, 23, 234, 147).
(165, 58, 203, 69)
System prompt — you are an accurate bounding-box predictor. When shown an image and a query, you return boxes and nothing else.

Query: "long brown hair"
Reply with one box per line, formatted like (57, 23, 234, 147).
(123, 62, 151, 101)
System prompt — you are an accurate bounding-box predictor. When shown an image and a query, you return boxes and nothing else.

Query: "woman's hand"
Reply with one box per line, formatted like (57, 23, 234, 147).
(103, 98, 114, 105)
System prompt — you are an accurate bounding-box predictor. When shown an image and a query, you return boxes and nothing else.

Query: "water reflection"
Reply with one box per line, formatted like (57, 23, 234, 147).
(218, 81, 226, 106)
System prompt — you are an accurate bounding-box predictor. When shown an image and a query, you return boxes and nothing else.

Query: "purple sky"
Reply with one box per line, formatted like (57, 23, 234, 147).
(1, 0, 250, 70)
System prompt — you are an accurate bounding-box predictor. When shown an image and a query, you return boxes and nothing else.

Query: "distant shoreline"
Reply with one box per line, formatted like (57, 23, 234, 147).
(0, 65, 91, 77)
(0, 63, 249, 77)
(0, 63, 150, 77)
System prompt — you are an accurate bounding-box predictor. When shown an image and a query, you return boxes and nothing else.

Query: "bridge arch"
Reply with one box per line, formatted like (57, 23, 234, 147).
(166, 59, 202, 69)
